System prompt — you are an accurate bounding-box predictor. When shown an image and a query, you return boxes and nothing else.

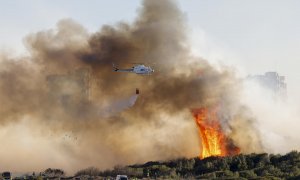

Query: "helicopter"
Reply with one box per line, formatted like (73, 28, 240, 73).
(112, 63, 154, 75)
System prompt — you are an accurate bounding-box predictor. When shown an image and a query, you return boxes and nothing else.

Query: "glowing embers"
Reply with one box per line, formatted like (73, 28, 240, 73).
(192, 108, 240, 159)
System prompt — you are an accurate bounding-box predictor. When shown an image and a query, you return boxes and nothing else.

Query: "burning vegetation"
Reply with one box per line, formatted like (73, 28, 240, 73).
(192, 108, 240, 159)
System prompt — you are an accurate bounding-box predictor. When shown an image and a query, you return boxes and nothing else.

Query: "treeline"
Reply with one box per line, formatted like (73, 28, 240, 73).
(75, 151, 300, 179)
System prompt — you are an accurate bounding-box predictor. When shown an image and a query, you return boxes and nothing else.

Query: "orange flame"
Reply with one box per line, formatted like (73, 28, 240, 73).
(192, 108, 240, 159)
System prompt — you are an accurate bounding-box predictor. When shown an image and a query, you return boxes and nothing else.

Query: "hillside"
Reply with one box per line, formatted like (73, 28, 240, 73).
(75, 151, 300, 179)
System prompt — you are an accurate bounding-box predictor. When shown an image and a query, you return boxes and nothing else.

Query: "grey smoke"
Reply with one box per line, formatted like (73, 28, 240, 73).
(0, 0, 265, 174)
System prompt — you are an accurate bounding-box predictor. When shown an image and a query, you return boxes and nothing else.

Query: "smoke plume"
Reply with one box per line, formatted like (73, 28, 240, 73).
(0, 0, 263, 173)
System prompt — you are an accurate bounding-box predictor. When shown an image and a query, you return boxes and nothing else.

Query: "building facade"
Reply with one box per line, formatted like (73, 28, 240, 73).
(248, 72, 287, 100)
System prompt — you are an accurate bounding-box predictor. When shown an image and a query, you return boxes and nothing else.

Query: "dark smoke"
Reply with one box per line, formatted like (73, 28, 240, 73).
(0, 0, 262, 173)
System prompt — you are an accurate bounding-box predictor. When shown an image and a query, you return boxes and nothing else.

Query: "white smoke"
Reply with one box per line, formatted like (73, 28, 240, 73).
(240, 79, 300, 154)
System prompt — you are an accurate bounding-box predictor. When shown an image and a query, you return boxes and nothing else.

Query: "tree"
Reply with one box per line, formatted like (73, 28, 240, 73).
(75, 167, 100, 176)
(43, 168, 65, 177)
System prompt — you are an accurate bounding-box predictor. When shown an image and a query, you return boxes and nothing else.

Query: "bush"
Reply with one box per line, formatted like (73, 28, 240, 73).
(239, 170, 257, 179)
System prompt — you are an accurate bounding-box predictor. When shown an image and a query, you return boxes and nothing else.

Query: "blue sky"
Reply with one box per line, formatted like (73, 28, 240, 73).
(1, 0, 300, 100)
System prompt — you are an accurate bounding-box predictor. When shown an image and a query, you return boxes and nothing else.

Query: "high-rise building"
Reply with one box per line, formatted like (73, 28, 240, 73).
(247, 72, 287, 100)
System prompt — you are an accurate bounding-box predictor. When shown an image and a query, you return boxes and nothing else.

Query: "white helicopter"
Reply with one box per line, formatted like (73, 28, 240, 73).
(112, 63, 154, 75)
